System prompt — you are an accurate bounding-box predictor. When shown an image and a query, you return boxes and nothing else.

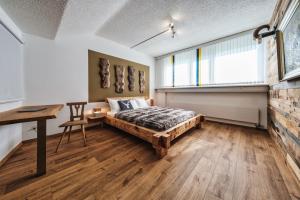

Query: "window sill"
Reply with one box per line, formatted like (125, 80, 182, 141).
(155, 83, 269, 93)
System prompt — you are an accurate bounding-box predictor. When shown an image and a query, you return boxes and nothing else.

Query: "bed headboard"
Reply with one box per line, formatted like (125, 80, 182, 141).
(105, 96, 154, 106)
(105, 96, 149, 103)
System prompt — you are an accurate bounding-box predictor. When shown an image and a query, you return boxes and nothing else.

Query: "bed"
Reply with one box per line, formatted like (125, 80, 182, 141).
(104, 97, 205, 157)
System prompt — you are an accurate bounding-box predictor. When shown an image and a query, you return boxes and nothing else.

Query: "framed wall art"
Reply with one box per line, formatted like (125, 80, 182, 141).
(277, 0, 300, 80)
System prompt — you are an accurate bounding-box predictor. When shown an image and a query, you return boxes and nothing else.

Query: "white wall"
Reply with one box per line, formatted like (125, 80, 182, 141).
(23, 34, 155, 140)
(0, 6, 23, 162)
(0, 101, 23, 161)
(155, 87, 268, 129)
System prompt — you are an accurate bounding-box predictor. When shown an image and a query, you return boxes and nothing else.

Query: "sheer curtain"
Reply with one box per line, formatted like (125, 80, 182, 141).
(201, 33, 263, 85)
(155, 56, 173, 88)
(155, 31, 265, 88)
(214, 50, 259, 84)
(174, 50, 196, 86)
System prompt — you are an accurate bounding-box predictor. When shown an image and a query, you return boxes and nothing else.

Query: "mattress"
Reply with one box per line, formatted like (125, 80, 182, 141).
(115, 106, 195, 131)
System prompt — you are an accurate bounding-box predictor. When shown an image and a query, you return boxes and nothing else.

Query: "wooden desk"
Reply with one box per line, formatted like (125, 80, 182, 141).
(0, 104, 63, 176)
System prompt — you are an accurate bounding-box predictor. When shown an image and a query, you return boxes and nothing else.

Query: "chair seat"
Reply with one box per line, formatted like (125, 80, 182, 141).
(59, 119, 88, 127)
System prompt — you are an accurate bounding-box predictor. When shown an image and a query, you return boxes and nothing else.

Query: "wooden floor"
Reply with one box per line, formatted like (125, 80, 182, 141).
(0, 122, 299, 200)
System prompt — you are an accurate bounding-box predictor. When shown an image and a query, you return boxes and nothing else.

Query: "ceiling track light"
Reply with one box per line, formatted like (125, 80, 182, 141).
(169, 23, 176, 38)
(131, 23, 176, 48)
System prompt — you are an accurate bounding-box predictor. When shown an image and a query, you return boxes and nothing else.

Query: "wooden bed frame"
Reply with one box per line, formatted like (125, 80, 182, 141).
(104, 97, 205, 157)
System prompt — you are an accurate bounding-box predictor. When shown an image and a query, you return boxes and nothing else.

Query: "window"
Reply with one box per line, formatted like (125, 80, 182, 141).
(155, 56, 173, 87)
(214, 50, 258, 84)
(155, 32, 265, 88)
(174, 50, 196, 86)
(200, 59, 210, 85)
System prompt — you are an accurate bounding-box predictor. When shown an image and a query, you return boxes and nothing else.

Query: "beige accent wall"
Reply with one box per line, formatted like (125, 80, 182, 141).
(88, 50, 149, 102)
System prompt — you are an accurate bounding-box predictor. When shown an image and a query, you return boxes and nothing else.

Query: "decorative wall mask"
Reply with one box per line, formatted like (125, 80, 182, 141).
(99, 58, 110, 88)
(127, 66, 135, 91)
(139, 70, 145, 93)
(88, 50, 149, 102)
(114, 65, 125, 93)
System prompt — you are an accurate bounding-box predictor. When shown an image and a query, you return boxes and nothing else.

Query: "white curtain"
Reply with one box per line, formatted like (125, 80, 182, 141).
(155, 56, 173, 88)
(201, 33, 263, 85)
(214, 33, 257, 57)
(155, 32, 265, 88)
(174, 49, 196, 86)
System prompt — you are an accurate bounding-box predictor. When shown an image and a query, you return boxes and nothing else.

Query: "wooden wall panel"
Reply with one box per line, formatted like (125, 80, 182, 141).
(267, 0, 300, 182)
(88, 50, 149, 102)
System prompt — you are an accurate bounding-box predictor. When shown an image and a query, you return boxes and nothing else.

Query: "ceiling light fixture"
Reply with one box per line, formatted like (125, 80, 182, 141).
(131, 23, 176, 48)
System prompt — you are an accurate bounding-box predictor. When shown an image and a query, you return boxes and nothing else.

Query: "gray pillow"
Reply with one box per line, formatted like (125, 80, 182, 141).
(118, 100, 133, 111)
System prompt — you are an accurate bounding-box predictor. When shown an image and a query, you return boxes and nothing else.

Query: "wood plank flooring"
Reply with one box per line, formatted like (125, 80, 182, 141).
(0, 122, 299, 200)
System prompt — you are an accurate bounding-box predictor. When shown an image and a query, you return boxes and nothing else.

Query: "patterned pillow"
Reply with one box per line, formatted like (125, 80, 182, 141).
(118, 100, 133, 111)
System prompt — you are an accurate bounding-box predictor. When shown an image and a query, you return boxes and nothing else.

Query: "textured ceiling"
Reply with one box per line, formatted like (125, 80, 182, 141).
(0, 0, 277, 56)
(0, 0, 68, 39)
(56, 0, 128, 38)
(97, 0, 277, 56)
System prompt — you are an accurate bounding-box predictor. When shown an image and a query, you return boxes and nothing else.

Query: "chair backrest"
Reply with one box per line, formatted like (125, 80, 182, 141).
(66, 102, 87, 121)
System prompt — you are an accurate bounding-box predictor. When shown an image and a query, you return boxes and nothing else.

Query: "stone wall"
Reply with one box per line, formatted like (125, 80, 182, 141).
(267, 0, 300, 181)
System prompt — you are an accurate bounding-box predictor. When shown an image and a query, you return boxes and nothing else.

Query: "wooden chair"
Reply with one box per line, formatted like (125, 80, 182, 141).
(55, 102, 88, 152)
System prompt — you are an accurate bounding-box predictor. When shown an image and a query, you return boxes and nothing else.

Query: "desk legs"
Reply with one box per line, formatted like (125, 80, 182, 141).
(36, 119, 46, 176)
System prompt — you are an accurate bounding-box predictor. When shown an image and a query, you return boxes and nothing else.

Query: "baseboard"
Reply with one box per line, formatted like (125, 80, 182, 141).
(206, 117, 266, 129)
(0, 142, 22, 169)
